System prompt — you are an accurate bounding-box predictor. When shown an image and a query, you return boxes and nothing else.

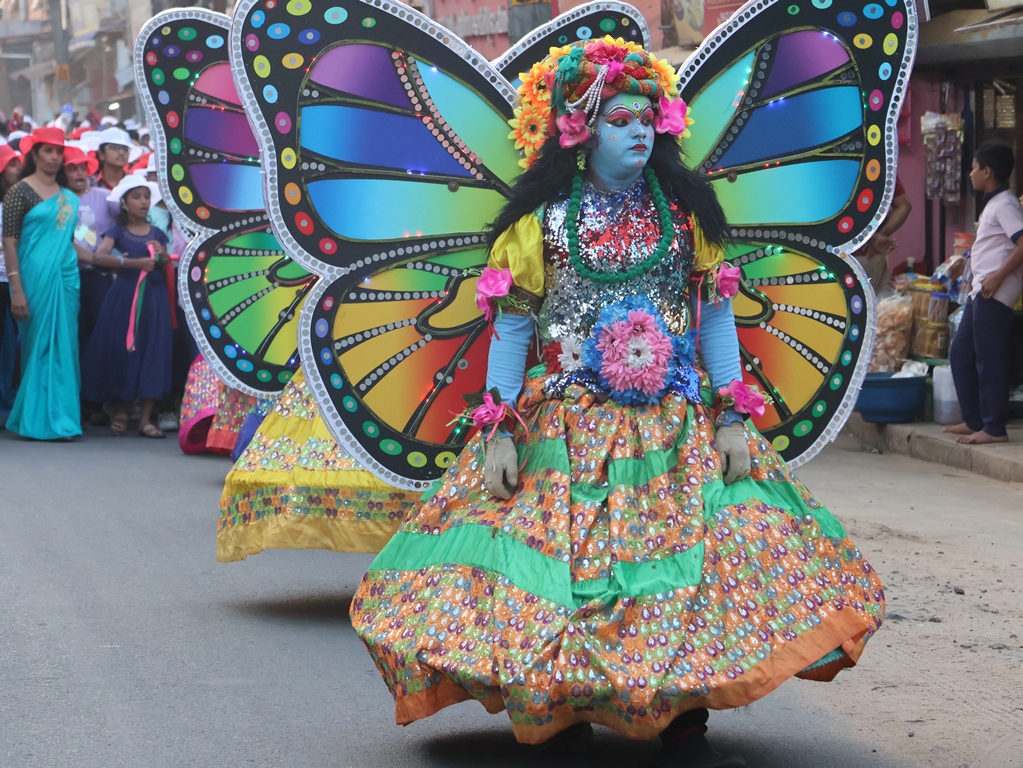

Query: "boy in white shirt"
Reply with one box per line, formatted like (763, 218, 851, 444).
(946, 143, 1023, 444)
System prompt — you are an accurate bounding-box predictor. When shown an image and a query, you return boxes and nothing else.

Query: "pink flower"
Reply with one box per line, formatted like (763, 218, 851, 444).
(588, 40, 628, 65)
(715, 263, 742, 299)
(475, 266, 513, 321)
(719, 380, 768, 419)
(596, 309, 674, 396)
(602, 60, 624, 85)
(557, 110, 590, 149)
(654, 97, 688, 136)
(470, 392, 506, 428)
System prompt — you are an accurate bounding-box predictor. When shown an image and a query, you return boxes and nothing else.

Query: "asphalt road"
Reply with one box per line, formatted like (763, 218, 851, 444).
(2, 428, 1021, 768)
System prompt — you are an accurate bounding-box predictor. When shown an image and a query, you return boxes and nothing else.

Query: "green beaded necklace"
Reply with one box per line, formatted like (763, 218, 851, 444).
(566, 165, 675, 285)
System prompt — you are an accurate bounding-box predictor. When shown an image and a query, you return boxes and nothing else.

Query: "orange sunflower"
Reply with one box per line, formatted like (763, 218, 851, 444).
(508, 103, 550, 151)
(649, 53, 681, 98)
(519, 61, 551, 103)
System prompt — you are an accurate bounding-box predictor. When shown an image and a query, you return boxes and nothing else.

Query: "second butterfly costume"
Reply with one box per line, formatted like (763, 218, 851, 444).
(352, 38, 885, 744)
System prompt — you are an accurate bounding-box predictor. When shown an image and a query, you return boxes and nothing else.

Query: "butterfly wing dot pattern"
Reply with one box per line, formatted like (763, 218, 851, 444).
(678, 0, 917, 465)
(230, 0, 523, 488)
(135, 9, 316, 396)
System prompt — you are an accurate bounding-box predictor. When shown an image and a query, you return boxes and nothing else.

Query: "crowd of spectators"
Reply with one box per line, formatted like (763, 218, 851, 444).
(0, 106, 195, 441)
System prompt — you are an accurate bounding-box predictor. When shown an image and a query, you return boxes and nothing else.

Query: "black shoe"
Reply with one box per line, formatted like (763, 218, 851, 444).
(540, 722, 595, 756)
(650, 733, 746, 768)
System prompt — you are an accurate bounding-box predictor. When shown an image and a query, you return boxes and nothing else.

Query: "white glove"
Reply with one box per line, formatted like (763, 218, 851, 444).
(715, 423, 751, 485)
(483, 436, 519, 500)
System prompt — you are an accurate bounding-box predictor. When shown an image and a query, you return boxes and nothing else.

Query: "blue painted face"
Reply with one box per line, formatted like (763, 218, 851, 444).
(588, 93, 655, 190)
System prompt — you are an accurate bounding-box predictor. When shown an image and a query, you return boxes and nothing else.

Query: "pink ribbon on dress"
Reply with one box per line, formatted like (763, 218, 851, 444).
(126, 270, 147, 352)
(694, 272, 705, 338)
(480, 404, 531, 472)
(126, 243, 179, 351)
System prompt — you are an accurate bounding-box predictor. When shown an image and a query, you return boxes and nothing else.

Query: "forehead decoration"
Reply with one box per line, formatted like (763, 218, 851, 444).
(509, 36, 692, 168)
(603, 99, 656, 121)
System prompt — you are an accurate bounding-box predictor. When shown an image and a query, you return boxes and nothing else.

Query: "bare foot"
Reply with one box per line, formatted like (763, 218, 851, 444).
(943, 422, 974, 435)
(956, 431, 1009, 445)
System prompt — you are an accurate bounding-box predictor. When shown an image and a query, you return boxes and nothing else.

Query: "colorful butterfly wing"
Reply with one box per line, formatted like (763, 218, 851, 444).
(231, 0, 521, 488)
(135, 10, 316, 396)
(493, 2, 650, 87)
(678, 0, 917, 466)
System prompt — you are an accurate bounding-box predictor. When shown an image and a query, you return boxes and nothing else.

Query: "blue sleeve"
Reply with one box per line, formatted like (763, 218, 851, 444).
(697, 297, 743, 391)
(485, 313, 534, 409)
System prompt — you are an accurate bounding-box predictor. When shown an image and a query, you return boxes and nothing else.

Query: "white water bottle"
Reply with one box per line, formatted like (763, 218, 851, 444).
(932, 365, 961, 425)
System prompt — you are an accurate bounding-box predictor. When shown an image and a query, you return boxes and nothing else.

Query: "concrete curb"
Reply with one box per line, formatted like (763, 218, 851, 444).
(842, 414, 1023, 484)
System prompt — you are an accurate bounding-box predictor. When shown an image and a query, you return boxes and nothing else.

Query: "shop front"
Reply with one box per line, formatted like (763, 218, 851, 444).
(858, 0, 1023, 427)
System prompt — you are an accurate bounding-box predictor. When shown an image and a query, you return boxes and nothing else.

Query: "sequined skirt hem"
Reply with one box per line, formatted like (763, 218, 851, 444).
(351, 381, 885, 742)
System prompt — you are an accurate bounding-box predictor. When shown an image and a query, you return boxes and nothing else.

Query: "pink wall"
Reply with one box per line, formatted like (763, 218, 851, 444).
(558, 0, 664, 46)
(893, 70, 968, 276)
(435, 0, 510, 59)
(469, 33, 511, 60)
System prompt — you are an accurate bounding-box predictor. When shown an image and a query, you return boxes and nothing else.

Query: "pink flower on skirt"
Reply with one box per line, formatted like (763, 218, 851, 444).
(596, 309, 674, 396)
(718, 380, 768, 419)
(470, 392, 506, 428)
(475, 266, 513, 321)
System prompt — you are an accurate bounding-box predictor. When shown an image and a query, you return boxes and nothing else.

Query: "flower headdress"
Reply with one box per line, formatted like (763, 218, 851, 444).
(508, 36, 692, 169)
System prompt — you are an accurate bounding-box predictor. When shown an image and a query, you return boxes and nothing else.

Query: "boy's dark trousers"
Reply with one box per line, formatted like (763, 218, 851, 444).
(949, 295, 1015, 437)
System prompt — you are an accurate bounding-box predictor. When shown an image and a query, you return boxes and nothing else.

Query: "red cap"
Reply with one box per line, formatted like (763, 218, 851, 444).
(130, 152, 152, 174)
(0, 143, 21, 171)
(19, 126, 67, 155)
(63, 145, 100, 176)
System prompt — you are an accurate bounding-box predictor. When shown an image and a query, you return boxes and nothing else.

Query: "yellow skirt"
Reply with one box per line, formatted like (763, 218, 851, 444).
(217, 367, 421, 562)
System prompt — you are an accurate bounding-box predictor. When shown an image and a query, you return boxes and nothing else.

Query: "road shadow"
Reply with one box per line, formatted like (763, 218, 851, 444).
(419, 725, 909, 768)
(224, 592, 354, 624)
(422, 729, 659, 768)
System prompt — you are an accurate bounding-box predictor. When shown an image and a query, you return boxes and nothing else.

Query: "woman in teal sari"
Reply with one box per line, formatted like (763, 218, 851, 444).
(2, 127, 82, 439)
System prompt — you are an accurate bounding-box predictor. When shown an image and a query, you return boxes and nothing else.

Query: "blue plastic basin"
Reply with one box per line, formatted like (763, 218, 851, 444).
(854, 372, 928, 423)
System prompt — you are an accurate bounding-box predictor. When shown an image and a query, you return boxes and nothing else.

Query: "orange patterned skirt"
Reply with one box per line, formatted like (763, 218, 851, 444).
(351, 371, 885, 744)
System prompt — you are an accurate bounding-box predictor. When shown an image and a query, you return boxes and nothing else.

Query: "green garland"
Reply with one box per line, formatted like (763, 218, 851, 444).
(566, 165, 675, 285)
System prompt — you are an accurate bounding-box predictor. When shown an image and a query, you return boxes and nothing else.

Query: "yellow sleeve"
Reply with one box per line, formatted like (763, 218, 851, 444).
(488, 211, 545, 298)
(691, 216, 725, 273)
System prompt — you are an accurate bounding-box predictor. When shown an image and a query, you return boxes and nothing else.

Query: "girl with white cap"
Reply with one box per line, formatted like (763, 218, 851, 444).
(81, 175, 173, 437)
(92, 127, 132, 192)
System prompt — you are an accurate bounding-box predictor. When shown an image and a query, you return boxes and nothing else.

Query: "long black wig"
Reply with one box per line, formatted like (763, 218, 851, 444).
(487, 131, 730, 250)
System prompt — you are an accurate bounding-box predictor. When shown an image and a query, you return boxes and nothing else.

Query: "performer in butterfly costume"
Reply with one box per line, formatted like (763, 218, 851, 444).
(133, 10, 421, 558)
(351, 38, 885, 765)
(138, 5, 652, 562)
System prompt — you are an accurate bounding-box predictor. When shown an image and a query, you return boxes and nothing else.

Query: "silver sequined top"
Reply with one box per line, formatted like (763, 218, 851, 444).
(537, 177, 696, 346)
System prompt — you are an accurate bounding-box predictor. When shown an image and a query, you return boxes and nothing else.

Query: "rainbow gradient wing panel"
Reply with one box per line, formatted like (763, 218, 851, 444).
(230, 0, 522, 489)
(493, 2, 649, 87)
(679, 0, 917, 466)
(134, 10, 316, 396)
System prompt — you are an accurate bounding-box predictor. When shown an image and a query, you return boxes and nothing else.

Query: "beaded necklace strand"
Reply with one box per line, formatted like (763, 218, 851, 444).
(566, 165, 675, 285)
